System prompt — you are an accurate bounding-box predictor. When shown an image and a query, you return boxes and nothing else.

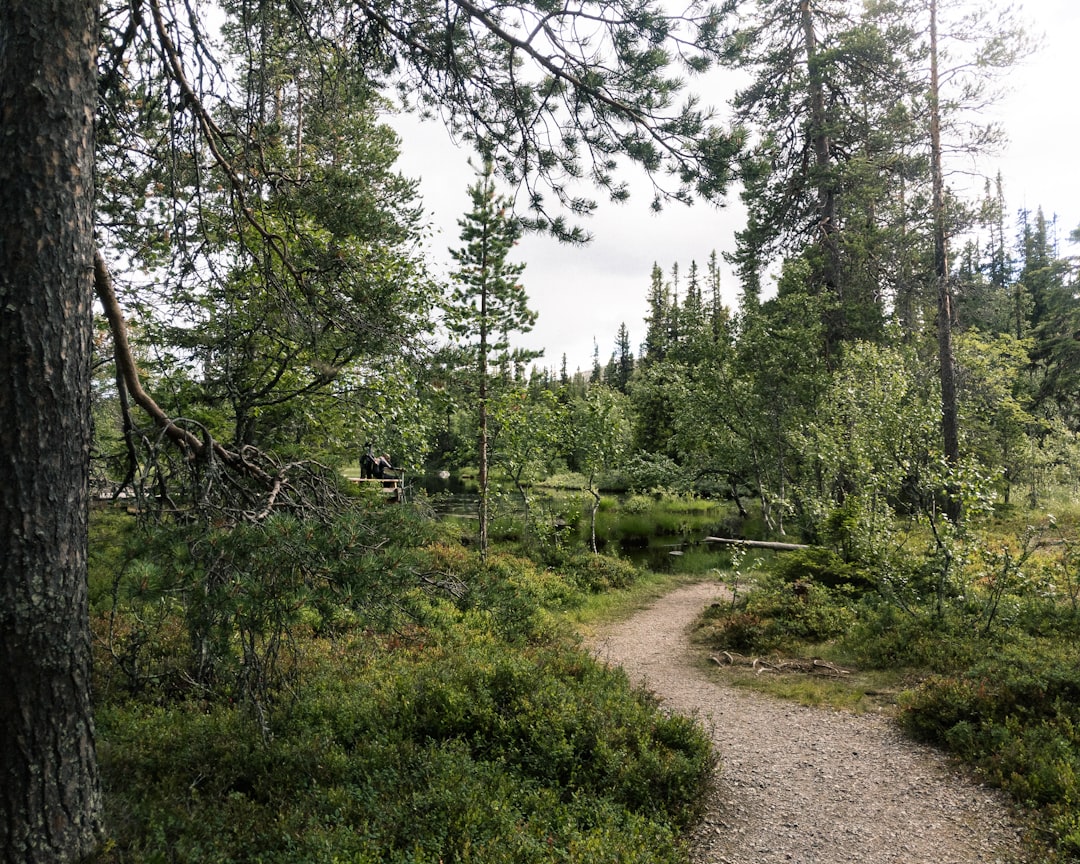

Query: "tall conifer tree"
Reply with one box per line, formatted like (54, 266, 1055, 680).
(612, 323, 635, 393)
(0, 1, 103, 859)
(447, 163, 536, 556)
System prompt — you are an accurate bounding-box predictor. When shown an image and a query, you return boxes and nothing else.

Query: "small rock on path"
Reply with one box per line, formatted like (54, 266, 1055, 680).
(587, 580, 1028, 864)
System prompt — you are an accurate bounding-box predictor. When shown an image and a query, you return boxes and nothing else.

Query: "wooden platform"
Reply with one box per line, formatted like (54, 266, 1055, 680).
(350, 476, 404, 500)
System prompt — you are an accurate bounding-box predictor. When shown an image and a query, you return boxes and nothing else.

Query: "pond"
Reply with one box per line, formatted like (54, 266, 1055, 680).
(596, 498, 740, 572)
(416, 473, 480, 518)
(415, 474, 752, 572)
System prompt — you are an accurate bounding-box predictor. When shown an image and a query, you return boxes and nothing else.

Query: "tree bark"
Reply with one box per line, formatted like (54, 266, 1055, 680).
(929, 0, 961, 522)
(478, 248, 490, 559)
(0, 0, 104, 860)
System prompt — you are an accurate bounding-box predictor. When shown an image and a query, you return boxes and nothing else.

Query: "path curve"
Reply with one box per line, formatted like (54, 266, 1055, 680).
(587, 581, 1027, 864)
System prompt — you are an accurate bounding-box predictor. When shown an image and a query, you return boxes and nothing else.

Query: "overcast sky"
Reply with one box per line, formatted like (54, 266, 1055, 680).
(390, 0, 1080, 374)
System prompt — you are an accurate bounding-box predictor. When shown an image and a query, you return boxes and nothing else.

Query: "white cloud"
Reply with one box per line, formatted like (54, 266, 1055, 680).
(986, 0, 1080, 236)
(390, 0, 1080, 372)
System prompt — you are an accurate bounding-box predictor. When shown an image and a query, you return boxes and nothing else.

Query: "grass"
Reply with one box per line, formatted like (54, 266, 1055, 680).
(695, 650, 912, 715)
(567, 570, 717, 635)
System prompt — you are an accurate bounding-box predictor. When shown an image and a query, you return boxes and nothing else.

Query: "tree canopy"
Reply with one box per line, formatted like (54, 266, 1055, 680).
(5, 0, 1075, 859)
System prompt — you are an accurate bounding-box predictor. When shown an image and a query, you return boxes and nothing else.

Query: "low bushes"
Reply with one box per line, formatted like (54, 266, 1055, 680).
(902, 644, 1080, 860)
(90, 507, 712, 863)
(695, 540, 1080, 861)
(96, 635, 711, 863)
(697, 553, 859, 654)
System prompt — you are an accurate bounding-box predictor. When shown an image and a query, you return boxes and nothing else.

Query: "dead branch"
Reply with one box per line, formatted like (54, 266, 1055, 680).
(94, 249, 350, 523)
(711, 652, 851, 677)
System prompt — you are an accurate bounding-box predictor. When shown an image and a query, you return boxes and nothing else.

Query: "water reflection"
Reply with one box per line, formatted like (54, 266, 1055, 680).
(418, 473, 479, 518)
(417, 473, 737, 573)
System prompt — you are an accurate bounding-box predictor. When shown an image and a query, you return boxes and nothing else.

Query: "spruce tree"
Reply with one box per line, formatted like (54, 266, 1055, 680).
(612, 323, 635, 393)
(642, 263, 671, 363)
(447, 163, 537, 556)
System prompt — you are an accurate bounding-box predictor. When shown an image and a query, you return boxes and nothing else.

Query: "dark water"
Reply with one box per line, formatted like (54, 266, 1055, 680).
(416, 474, 479, 518)
(416, 473, 736, 571)
(612, 532, 730, 572)
(420, 473, 474, 495)
(427, 492, 480, 519)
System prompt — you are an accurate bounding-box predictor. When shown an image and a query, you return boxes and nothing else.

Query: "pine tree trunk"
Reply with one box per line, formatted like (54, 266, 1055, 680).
(929, 0, 961, 522)
(0, 1, 103, 860)
(478, 254, 490, 559)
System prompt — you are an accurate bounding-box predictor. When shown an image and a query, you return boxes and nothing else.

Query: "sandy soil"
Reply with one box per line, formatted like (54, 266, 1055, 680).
(587, 580, 1029, 864)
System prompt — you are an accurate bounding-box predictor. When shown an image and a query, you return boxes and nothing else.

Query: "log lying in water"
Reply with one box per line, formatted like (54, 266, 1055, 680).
(704, 537, 810, 552)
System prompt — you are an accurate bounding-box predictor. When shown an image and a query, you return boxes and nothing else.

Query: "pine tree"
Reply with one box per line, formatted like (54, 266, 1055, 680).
(928, 0, 960, 519)
(1, 1, 103, 859)
(447, 163, 537, 556)
(612, 323, 635, 393)
(725, 0, 911, 348)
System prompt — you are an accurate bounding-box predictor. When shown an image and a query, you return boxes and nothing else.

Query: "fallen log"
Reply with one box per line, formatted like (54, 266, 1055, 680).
(704, 536, 810, 552)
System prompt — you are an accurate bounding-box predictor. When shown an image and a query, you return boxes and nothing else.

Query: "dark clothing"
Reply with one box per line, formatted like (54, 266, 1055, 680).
(374, 456, 395, 479)
(360, 454, 378, 479)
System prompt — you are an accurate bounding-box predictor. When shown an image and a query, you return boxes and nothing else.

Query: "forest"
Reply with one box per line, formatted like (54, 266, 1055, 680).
(2, 0, 1079, 862)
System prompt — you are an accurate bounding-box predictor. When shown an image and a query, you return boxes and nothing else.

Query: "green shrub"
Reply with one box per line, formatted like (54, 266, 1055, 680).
(88, 506, 139, 614)
(697, 572, 857, 653)
(769, 546, 873, 591)
(416, 544, 584, 642)
(92, 504, 437, 708)
(901, 644, 1080, 858)
(842, 603, 986, 672)
(561, 552, 642, 593)
(96, 634, 711, 863)
(699, 610, 768, 653)
(621, 494, 655, 515)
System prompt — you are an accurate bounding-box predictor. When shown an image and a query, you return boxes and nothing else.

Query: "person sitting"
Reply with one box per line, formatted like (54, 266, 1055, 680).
(373, 453, 396, 480)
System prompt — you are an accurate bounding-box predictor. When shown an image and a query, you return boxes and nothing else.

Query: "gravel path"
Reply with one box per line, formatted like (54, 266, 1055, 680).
(587, 580, 1029, 864)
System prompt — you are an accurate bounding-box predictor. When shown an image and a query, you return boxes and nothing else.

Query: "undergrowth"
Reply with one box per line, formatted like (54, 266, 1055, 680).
(695, 541, 1080, 862)
(89, 506, 712, 863)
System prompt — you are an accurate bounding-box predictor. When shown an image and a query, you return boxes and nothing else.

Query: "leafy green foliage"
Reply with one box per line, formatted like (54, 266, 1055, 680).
(489, 387, 567, 539)
(570, 387, 634, 552)
(794, 340, 938, 552)
(94, 503, 437, 710)
(90, 515, 711, 864)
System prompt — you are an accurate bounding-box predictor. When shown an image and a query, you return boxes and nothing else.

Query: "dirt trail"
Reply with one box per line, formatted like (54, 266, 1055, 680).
(587, 580, 1028, 864)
